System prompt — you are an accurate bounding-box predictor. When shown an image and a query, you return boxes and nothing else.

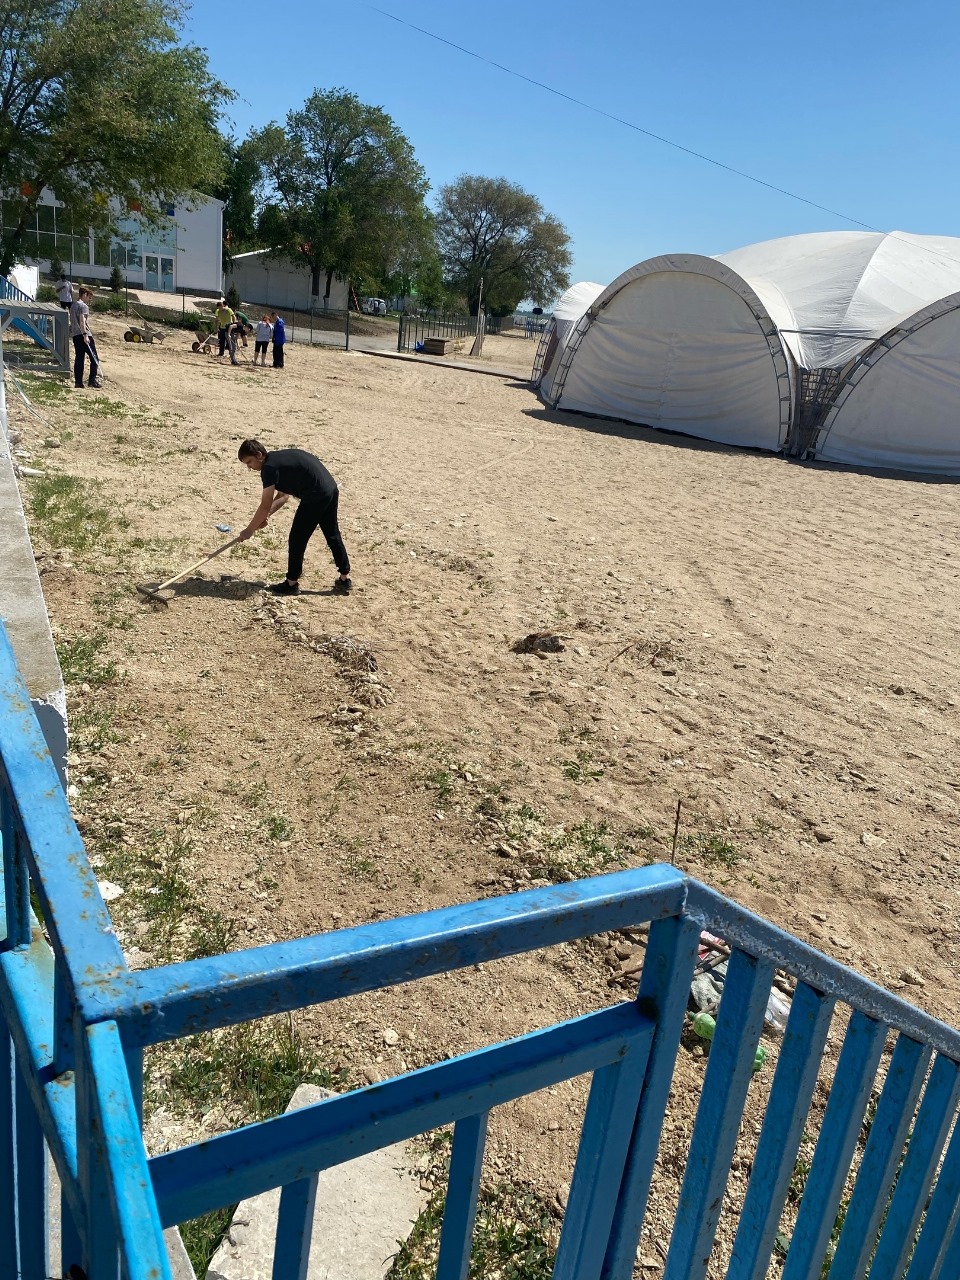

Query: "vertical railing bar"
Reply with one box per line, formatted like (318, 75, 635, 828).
(2, 791, 30, 948)
(727, 981, 836, 1280)
(123, 1042, 143, 1127)
(662, 949, 776, 1280)
(435, 1111, 488, 1280)
(603, 913, 701, 1280)
(934, 1205, 960, 1280)
(781, 1009, 888, 1280)
(869, 1054, 960, 1280)
(272, 1173, 319, 1280)
(61, 1182, 84, 1280)
(14, 1051, 48, 1280)
(54, 960, 74, 1076)
(1, 1023, 18, 1280)
(829, 1035, 931, 1280)
(554, 1033, 656, 1280)
(903, 1108, 960, 1280)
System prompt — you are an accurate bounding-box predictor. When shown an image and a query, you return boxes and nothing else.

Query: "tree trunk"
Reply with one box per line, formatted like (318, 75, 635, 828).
(311, 261, 322, 308)
(324, 267, 334, 310)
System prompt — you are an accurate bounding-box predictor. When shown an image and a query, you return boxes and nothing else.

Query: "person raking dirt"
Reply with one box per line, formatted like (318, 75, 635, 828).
(238, 439, 352, 596)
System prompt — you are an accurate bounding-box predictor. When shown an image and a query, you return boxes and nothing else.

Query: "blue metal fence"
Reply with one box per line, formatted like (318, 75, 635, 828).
(3, 613, 960, 1279)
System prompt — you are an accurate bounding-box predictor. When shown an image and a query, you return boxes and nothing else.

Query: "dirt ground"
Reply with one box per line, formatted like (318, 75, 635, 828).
(11, 313, 960, 1271)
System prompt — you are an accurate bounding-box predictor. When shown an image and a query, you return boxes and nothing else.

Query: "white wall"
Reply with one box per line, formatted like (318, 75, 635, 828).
(226, 252, 350, 312)
(175, 197, 223, 294)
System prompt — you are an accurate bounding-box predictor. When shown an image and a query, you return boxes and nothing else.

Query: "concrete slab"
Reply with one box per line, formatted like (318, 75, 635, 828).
(206, 1085, 428, 1280)
(0, 394, 67, 781)
(361, 347, 525, 379)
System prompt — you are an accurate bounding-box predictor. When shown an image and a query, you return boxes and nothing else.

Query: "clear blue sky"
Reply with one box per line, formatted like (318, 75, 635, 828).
(184, 0, 960, 292)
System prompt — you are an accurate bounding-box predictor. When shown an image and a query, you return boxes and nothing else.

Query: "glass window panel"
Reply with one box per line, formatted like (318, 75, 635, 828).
(72, 236, 90, 265)
(110, 242, 126, 268)
(160, 257, 174, 290)
(36, 231, 55, 259)
(55, 230, 75, 250)
(37, 204, 55, 234)
(20, 231, 40, 256)
(125, 244, 142, 268)
(93, 236, 110, 266)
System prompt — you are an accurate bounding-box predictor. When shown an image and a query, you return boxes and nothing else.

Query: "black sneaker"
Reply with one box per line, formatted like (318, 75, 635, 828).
(268, 579, 300, 596)
(332, 577, 353, 595)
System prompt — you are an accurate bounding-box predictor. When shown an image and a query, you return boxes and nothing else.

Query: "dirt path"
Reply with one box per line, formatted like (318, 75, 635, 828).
(11, 313, 960, 1269)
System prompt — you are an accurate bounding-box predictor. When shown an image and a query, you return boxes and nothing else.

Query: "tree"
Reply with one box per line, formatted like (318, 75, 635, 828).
(0, 0, 229, 273)
(247, 89, 429, 306)
(207, 135, 260, 266)
(435, 175, 572, 315)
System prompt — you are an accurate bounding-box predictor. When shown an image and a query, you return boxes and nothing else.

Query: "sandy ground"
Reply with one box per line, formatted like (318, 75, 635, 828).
(11, 313, 960, 1270)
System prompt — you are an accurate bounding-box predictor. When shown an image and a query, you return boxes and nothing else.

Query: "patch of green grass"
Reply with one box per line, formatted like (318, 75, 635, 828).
(338, 838, 375, 880)
(16, 372, 70, 405)
(679, 830, 742, 869)
(180, 1206, 236, 1278)
(560, 748, 605, 784)
(56, 631, 119, 687)
(27, 472, 115, 554)
(263, 813, 294, 842)
(496, 804, 626, 881)
(76, 394, 131, 418)
(425, 767, 454, 805)
(389, 1146, 559, 1280)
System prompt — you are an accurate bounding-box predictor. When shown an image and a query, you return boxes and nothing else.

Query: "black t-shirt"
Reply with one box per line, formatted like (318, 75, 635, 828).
(261, 449, 337, 503)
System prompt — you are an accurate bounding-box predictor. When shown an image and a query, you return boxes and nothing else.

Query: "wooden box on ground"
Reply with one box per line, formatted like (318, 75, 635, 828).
(421, 336, 457, 356)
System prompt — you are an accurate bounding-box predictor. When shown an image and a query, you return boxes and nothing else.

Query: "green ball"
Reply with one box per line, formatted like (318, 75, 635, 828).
(692, 1012, 716, 1042)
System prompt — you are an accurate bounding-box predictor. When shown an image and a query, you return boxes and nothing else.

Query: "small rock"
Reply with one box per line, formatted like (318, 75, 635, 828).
(900, 969, 925, 987)
(733, 661, 747, 669)
(43, 436, 61, 448)
(813, 828, 835, 843)
(362, 1065, 381, 1084)
(660, 666, 677, 677)
(891, 685, 906, 695)
(860, 831, 886, 846)
(97, 880, 124, 901)
(547, 1120, 561, 1132)
(383, 1028, 400, 1047)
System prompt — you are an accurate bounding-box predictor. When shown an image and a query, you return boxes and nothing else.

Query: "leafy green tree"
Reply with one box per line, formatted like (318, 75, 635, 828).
(435, 175, 572, 315)
(208, 135, 261, 265)
(0, 0, 229, 273)
(247, 88, 429, 306)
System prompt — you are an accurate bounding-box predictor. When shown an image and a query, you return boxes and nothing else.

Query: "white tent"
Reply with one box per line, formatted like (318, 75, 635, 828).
(534, 281, 605, 395)
(543, 255, 794, 451)
(543, 231, 960, 472)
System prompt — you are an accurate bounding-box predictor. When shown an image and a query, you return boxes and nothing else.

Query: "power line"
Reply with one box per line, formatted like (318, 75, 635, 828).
(364, 5, 880, 232)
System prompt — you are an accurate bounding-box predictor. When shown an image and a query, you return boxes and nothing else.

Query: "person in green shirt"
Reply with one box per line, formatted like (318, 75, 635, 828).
(215, 299, 237, 363)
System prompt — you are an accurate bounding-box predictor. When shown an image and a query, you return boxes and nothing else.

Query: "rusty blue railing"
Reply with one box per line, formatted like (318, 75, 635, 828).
(3, 614, 960, 1280)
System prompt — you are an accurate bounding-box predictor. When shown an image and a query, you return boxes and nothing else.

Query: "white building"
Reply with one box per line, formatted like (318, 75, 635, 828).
(0, 190, 224, 295)
(226, 250, 350, 312)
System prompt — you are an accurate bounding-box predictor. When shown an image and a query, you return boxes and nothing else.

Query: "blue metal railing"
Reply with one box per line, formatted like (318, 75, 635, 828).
(3, 613, 960, 1279)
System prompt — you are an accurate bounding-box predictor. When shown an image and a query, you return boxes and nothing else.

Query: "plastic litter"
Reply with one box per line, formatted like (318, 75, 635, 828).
(216, 524, 232, 533)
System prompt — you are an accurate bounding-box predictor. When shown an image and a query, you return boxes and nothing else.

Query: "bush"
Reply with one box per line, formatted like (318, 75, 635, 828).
(226, 283, 240, 311)
(109, 266, 124, 294)
(36, 284, 58, 303)
(49, 252, 64, 280)
(91, 293, 127, 312)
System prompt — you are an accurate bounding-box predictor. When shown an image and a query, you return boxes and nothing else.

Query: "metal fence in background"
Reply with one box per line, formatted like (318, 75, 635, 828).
(4, 615, 960, 1280)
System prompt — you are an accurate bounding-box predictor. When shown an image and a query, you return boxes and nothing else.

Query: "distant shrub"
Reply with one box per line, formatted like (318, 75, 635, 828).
(109, 266, 124, 294)
(91, 293, 126, 312)
(36, 284, 57, 303)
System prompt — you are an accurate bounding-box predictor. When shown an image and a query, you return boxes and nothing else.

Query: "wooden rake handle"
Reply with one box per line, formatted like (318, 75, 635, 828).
(154, 535, 243, 592)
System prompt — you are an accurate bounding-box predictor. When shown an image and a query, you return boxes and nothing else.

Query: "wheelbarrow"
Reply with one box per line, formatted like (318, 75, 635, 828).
(123, 311, 166, 344)
(191, 330, 219, 355)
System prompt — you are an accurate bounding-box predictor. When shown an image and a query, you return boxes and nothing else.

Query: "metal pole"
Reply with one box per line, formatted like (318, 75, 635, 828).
(310, 308, 313, 346)
(345, 306, 350, 352)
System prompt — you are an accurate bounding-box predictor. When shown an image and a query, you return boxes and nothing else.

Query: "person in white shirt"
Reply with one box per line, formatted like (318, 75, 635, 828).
(56, 274, 73, 309)
(68, 287, 100, 388)
(254, 315, 273, 366)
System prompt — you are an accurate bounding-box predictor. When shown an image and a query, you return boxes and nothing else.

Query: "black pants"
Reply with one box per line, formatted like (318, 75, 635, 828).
(72, 334, 100, 386)
(218, 326, 236, 359)
(288, 493, 350, 580)
(273, 343, 284, 368)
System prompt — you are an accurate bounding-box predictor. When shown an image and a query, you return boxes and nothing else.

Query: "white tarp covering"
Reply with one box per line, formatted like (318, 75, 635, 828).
(816, 302, 960, 473)
(716, 231, 960, 369)
(537, 281, 605, 397)
(555, 265, 789, 450)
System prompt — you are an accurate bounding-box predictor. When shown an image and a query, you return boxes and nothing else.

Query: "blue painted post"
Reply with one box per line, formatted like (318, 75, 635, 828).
(829, 1034, 931, 1280)
(903, 1108, 960, 1280)
(781, 1009, 887, 1280)
(61, 1186, 84, 1280)
(1, 785, 30, 949)
(436, 1112, 488, 1280)
(272, 1174, 319, 1280)
(869, 1054, 960, 1280)
(663, 948, 776, 1280)
(728, 981, 835, 1280)
(1, 1025, 16, 1280)
(554, 1041, 657, 1280)
(15, 1051, 48, 1280)
(602, 913, 701, 1280)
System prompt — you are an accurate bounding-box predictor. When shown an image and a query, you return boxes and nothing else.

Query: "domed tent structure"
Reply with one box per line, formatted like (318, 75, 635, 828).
(533, 280, 605, 394)
(541, 254, 796, 451)
(543, 232, 960, 471)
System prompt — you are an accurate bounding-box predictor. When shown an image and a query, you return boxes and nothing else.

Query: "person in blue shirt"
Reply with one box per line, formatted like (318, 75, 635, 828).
(271, 312, 286, 368)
